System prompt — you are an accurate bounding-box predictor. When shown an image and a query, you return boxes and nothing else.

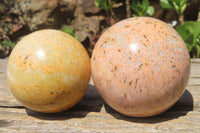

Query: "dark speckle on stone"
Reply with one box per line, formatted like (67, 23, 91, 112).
(172, 65, 176, 68)
(24, 55, 29, 60)
(115, 66, 118, 71)
(124, 93, 127, 99)
(129, 80, 133, 86)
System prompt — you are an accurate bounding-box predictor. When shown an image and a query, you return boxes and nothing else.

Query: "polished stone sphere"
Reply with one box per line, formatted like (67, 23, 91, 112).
(91, 17, 190, 117)
(7, 29, 91, 113)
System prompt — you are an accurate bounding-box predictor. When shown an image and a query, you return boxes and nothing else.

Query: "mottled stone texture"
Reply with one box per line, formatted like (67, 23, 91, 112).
(91, 17, 190, 117)
(7, 30, 91, 113)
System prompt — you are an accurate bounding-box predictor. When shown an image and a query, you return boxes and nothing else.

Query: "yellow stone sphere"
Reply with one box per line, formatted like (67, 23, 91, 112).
(7, 29, 91, 113)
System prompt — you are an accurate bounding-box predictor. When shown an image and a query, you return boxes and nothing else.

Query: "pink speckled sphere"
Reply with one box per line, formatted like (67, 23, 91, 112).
(91, 17, 190, 117)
